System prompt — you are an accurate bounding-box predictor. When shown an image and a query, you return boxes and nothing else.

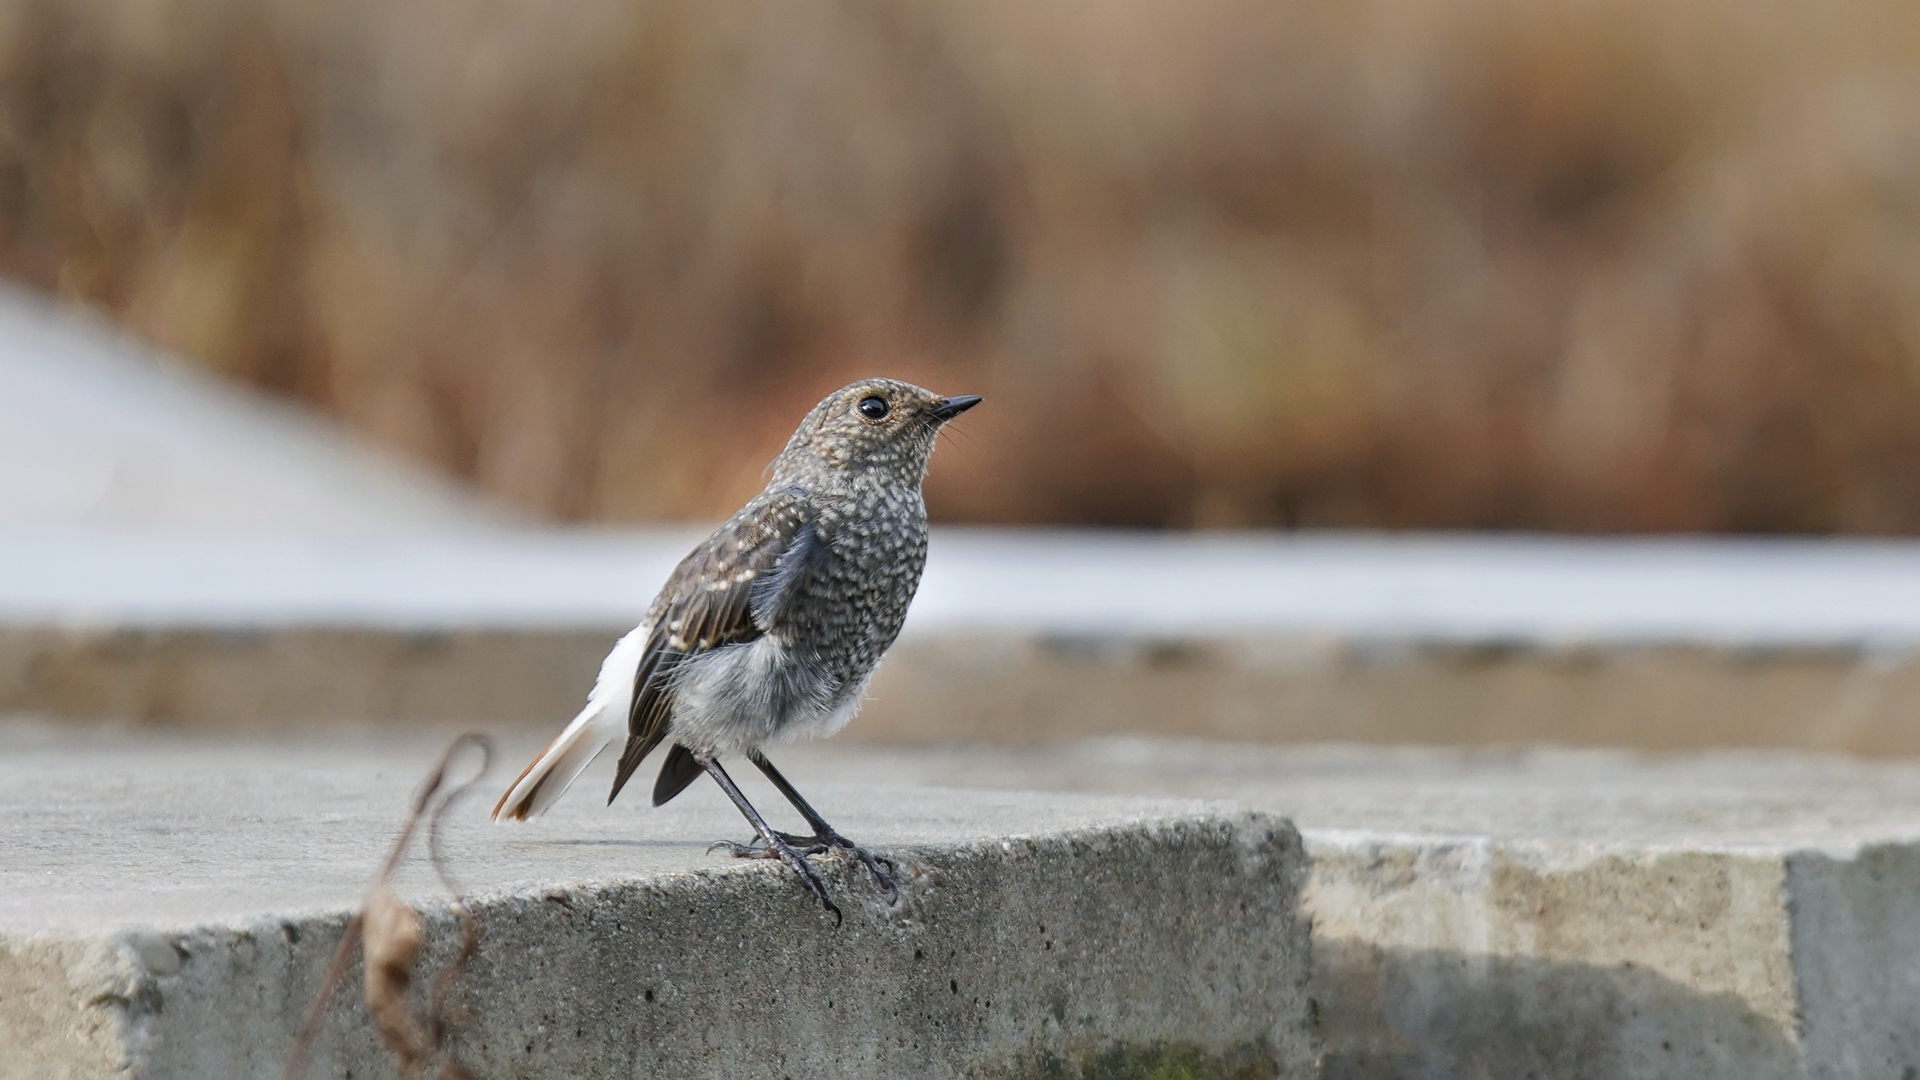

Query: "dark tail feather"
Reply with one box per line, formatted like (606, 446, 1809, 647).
(652, 744, 705, 806)
(608, 731, 665, 805)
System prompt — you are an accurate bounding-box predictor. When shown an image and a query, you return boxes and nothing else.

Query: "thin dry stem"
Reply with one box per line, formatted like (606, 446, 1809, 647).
(279, 734, 493, 1080)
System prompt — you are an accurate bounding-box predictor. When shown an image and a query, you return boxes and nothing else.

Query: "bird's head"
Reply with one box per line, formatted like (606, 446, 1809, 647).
(771, 378, 981, 485)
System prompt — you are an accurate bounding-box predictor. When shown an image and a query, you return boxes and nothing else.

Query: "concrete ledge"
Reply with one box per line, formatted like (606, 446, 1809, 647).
(875, 634, 1920, 756)
(19, 530, 1920, 755)
(797, 740, 1920, 1079)
(0, 735, 1316, 1080)
(1307, 838, 1806, 1078)
(15, 627, 1920, 757)
(0, 625, 615, 729)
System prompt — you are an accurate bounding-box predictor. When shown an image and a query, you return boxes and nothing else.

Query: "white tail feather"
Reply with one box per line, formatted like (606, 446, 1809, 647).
(492, 625, 647, 821)
(491, 702, 619, 820)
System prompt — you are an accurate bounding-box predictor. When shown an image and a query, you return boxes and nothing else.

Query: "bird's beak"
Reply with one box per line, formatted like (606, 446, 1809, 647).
(927, 395, 983, 422)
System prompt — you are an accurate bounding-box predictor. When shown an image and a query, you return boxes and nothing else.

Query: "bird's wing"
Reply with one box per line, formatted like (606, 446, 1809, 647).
(607, 489, 818, 803)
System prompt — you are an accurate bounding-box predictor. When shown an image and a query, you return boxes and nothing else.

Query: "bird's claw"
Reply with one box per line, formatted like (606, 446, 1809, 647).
(711, 833, 841, 923)
(713, 830, 898, 907)
(777, 830, 899, 905)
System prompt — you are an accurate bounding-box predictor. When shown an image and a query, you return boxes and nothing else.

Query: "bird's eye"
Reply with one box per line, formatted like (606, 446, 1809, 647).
(857, 395, 890, 420)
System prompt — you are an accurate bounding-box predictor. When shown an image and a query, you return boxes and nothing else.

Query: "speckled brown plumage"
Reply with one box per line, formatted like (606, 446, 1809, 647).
(492, 377, 980, 918)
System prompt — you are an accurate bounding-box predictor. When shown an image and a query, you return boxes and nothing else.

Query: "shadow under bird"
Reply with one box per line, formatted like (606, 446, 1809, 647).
(493, 378, 981, 920)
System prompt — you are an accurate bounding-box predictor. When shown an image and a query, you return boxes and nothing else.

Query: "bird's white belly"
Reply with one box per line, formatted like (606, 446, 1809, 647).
(769, 676, 869, 744)
(666, 636, 865, 756)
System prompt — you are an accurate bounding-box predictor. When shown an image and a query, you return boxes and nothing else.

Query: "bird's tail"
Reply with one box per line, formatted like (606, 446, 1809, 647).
(492, 700, 620, 822)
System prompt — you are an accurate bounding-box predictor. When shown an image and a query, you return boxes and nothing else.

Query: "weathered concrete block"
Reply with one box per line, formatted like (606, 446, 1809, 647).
(23, 625, 1920, 758)
(0, 736, 1316, 1080)
(19, 530, 1920, 757)
(796, 740, 1920, 1079)
(0, 625, 615, 728)
(1306, 838, 1807, 1078)
(1284, 757, 1920, 1080)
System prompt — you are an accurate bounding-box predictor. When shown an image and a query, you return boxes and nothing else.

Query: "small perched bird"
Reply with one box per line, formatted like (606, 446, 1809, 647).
(493, 378, 980, 919)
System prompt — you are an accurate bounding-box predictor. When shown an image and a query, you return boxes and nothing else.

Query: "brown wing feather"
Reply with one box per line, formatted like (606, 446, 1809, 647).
(606, 491, 811, 804)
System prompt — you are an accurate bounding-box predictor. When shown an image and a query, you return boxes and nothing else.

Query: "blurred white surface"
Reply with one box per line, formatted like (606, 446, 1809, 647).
(0, 285, 504, 534)
(9, 527, 1920, 646)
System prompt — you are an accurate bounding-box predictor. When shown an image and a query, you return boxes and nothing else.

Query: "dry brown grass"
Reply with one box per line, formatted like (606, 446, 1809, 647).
(5, 0, 1920, 529)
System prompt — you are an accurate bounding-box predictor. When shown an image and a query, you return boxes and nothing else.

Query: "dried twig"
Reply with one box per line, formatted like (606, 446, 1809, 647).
(280, 734, 493, 1080)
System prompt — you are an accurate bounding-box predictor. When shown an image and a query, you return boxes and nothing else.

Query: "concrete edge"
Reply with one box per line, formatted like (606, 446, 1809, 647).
(13, 624, 1920, 756)
(6, 810, 1320, 1080)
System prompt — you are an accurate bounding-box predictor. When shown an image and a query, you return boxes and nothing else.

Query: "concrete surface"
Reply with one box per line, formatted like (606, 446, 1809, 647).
(781, 738, 1920, 1080)
(20, 531, 1920, 755)
(12, 725, 1920, 1079)
(19, 622, 1920, 757)
(0, 728, 1316, 1080)
(22, 528, 1920, 641)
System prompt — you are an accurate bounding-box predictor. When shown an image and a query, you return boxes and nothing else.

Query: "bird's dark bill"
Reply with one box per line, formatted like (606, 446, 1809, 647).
(928, 395, 982, 421)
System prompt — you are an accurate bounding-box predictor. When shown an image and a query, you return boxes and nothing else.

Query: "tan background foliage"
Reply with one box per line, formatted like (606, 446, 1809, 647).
(5, 0, 1920, 529)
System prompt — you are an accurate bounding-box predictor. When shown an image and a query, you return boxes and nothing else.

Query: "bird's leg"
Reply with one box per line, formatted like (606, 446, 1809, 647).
(749, 751, 898, 904)
(699, 755, 841, 923)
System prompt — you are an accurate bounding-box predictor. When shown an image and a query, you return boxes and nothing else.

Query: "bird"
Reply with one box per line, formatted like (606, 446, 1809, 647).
(492, 378, 981, 920)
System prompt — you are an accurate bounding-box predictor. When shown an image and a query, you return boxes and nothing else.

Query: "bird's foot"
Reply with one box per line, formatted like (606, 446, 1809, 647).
(710, 830, 897, 906)
(708, 834, 841, 923)
(772, 829, 899, 905)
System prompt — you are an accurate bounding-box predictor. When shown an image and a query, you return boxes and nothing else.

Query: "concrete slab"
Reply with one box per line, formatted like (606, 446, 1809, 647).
(780, 739, 1920, 1080)
(0, 729, 1316, 1080)
(17, 531, 1920, 754)
(18, 528, 1920, 641)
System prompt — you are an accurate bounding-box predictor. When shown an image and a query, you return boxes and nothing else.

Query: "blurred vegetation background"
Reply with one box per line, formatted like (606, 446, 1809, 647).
(5, 0, 1920, 530)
